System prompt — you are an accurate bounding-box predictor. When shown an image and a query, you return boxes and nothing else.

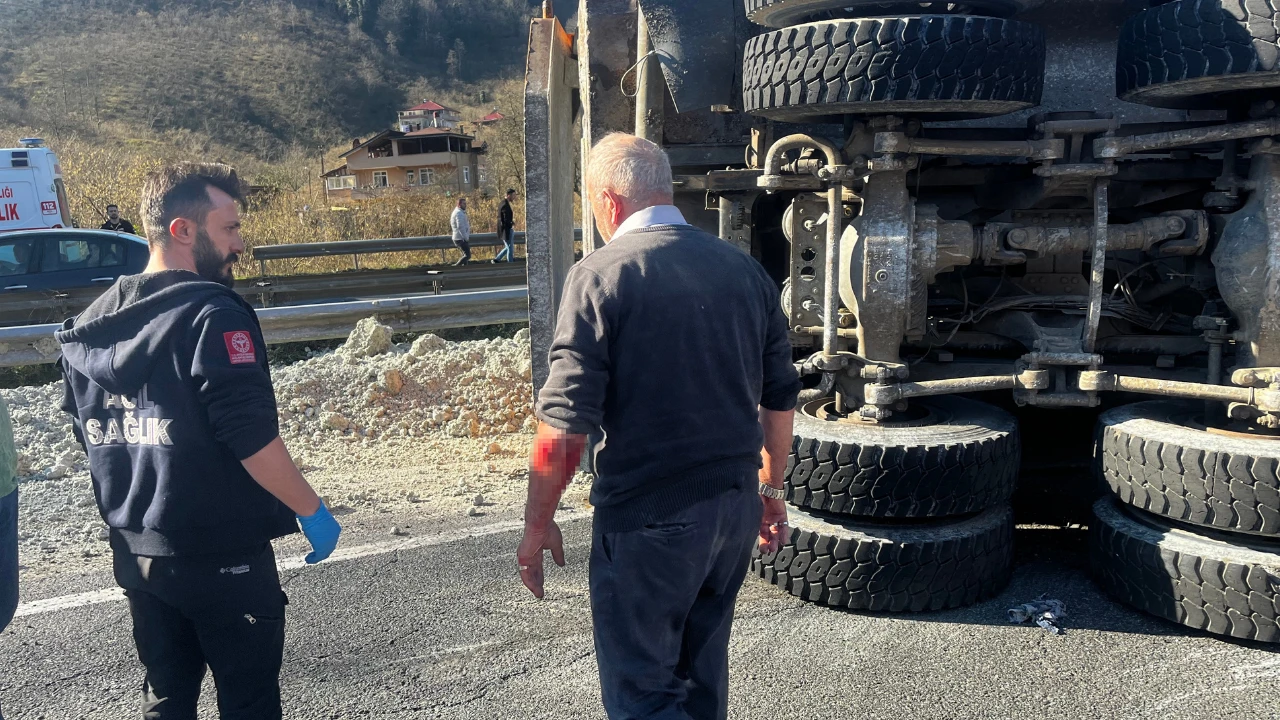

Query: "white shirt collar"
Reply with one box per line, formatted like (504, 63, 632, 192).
(611, 204, 688, 241)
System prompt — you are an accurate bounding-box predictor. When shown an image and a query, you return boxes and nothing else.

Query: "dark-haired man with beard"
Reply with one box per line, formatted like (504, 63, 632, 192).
(56, 163, 340, 719)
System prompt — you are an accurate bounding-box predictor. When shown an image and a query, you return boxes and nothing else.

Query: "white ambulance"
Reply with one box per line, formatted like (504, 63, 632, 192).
(0, 138, 73, 233)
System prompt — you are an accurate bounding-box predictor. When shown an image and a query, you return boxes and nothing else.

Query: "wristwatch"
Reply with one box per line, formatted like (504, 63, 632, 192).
(759, 482, 786, 500)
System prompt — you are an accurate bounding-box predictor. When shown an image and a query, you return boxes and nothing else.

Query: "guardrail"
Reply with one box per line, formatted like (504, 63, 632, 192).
(244, 262, 527, 306)
(0, 288, 529, 368)
(252, 229, 582, 271)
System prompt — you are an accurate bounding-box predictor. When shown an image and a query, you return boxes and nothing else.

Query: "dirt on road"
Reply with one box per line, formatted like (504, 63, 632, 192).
(4, 321, 588, 580)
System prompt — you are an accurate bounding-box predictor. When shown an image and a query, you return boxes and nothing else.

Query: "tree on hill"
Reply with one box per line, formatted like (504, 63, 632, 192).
(0, 0, 539, 156)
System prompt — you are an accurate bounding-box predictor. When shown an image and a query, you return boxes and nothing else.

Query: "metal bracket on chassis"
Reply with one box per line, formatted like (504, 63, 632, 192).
(840, 168, 913, 364)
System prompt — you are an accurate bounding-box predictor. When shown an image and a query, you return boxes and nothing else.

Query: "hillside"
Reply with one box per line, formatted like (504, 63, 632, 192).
(0, 0, 542, 158)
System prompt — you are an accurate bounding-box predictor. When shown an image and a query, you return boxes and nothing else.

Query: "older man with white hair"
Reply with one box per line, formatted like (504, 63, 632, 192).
(517, 132, 800, 719)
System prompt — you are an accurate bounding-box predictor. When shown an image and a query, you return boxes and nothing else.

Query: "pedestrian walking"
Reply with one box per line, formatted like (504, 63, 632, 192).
(451, 197, 471, 265)
(57, 163, 341, 720)
(517, 133, 800, 720)
(101, 204, 138, 235)
(0, 394, 18, 720)
(493, 189, 517, 263)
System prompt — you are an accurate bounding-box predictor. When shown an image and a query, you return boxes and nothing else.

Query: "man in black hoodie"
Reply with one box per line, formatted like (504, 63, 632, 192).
(57, 163, 341, 720)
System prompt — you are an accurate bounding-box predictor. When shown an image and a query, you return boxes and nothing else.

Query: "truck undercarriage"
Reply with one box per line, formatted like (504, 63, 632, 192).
(525, 0, 1280, 640)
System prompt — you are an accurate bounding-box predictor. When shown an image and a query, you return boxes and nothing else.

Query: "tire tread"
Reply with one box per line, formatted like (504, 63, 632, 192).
(786, 398, 1020, 518)
(743, 16, 1045, 119)
(1117, 0, 1280, 105)
(753, 504, 1015, 611)
(1092, 497, 1280, 643)
(1097, 402, 1280, 536)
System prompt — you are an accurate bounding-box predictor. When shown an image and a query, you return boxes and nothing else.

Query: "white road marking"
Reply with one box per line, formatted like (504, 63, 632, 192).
(15, 588, 125, 618)
(15, 512, 586, 619)
(1230, 659, 1280, 681)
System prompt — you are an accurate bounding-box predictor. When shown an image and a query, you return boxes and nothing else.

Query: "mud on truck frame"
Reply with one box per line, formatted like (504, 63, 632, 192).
(523, 0, 1280, 642)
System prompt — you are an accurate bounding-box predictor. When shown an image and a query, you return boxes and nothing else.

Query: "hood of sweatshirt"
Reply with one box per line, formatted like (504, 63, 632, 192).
(55, 270, 244, 396)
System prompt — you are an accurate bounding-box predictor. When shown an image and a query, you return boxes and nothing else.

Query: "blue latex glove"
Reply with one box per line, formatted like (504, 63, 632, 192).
(298, 501, 341, 564)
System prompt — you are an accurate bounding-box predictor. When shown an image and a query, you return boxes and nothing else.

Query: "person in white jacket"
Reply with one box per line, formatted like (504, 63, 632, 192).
(450, 197, 471, 266)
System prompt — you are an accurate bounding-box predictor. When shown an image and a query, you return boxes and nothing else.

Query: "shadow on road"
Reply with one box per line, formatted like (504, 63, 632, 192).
(800, 524, 1278, 653)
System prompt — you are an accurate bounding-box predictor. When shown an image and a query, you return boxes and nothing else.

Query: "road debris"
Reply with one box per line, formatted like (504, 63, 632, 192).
(1, 323, 568, 576)
(1008, 596, 1068, 634)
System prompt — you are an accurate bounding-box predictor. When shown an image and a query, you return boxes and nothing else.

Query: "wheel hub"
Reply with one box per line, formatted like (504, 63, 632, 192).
(1177, 411, 1280, 441)
(804, 397, 938, 427)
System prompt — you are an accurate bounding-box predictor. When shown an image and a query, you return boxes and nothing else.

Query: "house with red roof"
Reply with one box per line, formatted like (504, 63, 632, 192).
(397, 100, 463, 131)
(323, 101, 483, 201)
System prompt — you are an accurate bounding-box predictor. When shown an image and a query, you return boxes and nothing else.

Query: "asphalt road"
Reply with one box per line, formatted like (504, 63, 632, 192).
(3, 510, 1278, 720)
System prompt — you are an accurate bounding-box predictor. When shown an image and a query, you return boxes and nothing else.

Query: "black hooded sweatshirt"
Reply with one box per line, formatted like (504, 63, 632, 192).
(57, 270, 296, 557)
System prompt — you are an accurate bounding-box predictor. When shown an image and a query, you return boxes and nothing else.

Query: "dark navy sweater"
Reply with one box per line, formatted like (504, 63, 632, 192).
(536, 224, 801, 532)
(57, 270, 296, 556)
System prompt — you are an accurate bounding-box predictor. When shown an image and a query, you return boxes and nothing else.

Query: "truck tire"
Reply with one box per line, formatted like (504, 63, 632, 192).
(742, 16, 1046, 121)
(744, 0, 1046, 27)
(1117, 0, 1280, 108)
(1091, 496, 1280, 643)
(753, 504, 1014, 611)
(786, 396, 1020, 518)
(1097, 401, 1280, 537)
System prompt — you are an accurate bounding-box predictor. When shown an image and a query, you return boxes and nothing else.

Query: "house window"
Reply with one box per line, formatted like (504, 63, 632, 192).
(421, 168, 434, 186)
(372, 171, 389, 188)
(406, 170, 416, 186)
(325, 176, 355, 191)
(462, 166, 471, 185)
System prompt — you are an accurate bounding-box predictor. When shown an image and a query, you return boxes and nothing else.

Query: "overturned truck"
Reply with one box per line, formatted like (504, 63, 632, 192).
(524, 0, 1280, 641)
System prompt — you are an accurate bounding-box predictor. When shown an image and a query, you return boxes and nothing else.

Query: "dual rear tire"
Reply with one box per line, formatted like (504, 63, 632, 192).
(742, 0, 1280, 121)
(752, 396, 1021, 611)
(1092, 402, 1280, 642)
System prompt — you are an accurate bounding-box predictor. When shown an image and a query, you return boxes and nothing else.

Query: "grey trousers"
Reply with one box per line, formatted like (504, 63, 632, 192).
(452, 237, 471, 261)
(589, 485, 762, 720)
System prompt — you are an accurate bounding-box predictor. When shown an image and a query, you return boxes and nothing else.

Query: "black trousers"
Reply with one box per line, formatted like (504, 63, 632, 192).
(590, 485, 762, 720)
(113, 543, 288, 720)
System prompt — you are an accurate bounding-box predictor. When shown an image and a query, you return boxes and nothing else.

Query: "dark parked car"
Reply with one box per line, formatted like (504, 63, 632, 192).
(0, 229, 148, 326)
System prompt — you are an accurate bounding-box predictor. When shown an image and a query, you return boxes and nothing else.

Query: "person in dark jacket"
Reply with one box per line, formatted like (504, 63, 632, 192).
(58, 163, 341, 720)
(518, 133, 800, 719)
(493, 188, 517, 263)
(100, 204, 138, 235)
